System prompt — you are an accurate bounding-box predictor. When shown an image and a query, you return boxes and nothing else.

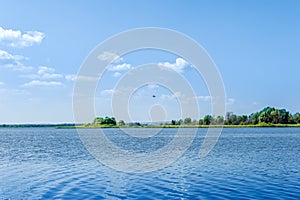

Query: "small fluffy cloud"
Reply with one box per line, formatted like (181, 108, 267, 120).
(196, 95, 212, 101)
(65, 74, 77, 81)
(108, 63, 131, 71)
(158, 58, 189, 73)
(0, 82, 4, 86)
(24, 66, 63, 79)
(0, 26, 45, 48)
(76, 75, 98, 82)
(100, 89, 114, 96)
(147, 83, 159, 89)
(0, 88, 30, 95)
(37, 66, 62, 79)
(0, 49, 26, 61)
(4, 61, 33, 71)
(23, 80, 62, 87)
(160, 92, 181, 100)
(0, 50, 32, 71)
(98, 52, 123, 63)
(98, 52, 132, 77)
(37, 66, 55, 75)
(113, 72, 121, 77)
(227, 98, 235, 105)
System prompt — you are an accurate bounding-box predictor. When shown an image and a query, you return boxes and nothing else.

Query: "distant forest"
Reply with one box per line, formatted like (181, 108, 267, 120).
(92, 107, 300, 126)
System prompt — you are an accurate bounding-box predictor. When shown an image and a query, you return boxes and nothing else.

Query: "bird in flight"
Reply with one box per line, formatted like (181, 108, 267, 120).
(152, 95, 156, 98)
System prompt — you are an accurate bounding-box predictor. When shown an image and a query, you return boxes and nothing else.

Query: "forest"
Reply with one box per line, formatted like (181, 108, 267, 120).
(90, 107, 300, 127)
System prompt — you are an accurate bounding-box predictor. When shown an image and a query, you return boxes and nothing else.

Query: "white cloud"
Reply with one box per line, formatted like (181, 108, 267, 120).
(0, 88, 30, 95)
(100, 89, 114, 96)
(196, 95, 212, 101)
(41, 73, 63, 79)
(158, 58, 189, 73)
(160, 92, 181, 100)
(147, 83, 159, 89)
(98, 52, 132, 76)
(76, 75, 98, 82)
(98, 52, 123, 63)
(0, 49, 26, 61)
(108, 63, 131, 71)
(4, 61, 33, 71)
(22, 80, 63, 87)
(0, 82, 4, 86)
(37, 66, 63, 79)
(23, 66, 63, 79)
(113, 72, 121, 77)
(227, 98, 236, 105)
(37, 66, 55, 75)
(0, 26, 45, 48)
(65, 74, 77, 81)
(0, 50, 32, 71)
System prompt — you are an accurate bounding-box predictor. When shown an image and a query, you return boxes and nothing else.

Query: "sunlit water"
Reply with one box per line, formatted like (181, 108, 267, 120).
(0, 128, 299, 199)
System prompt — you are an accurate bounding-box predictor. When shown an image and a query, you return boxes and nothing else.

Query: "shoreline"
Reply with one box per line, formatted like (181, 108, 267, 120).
(57, 124, 300, 129)
(1, 124, 300, 129)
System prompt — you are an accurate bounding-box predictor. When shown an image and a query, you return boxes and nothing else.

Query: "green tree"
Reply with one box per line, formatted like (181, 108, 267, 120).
(294, 113, 300, 124)
(203, 115, 212, 125)
(93, 117, 103, 124)
(93, 116, 116, 125)
(184, 117, 192, 124)
(238, 115, 248, 125)
(250, 112, 259, 124)
(198, 119, 204, 125)
(228, 114, 238, 125)
(118, 120, 125, 126)
(176, 119, 183, 125)
(215, 116, 224, 125)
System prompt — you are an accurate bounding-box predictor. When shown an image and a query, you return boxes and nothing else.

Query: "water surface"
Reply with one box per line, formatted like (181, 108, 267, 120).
(0, 128, 299, 199)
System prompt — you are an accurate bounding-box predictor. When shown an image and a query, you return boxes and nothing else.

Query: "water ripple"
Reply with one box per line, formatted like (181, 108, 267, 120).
(0, 128, 299, 199)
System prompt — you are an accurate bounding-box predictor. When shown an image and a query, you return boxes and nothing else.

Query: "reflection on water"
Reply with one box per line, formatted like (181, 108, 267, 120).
(0, 128, 299, 199)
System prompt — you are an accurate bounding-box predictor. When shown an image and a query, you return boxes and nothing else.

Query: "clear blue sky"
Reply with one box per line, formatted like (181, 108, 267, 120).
(0, 0, 299, 123)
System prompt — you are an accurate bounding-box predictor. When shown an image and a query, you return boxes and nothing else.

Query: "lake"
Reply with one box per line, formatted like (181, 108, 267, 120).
(0, 128, 299, 199)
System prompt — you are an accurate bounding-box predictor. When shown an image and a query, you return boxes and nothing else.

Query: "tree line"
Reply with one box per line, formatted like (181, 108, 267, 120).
(92, 107, 300, 126)
(171, 107, 300, 125)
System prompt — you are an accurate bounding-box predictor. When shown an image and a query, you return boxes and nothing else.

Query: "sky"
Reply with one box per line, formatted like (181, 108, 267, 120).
(0, 0, 299, 124)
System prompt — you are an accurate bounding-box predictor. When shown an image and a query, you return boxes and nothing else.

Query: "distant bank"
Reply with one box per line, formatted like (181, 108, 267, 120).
(1, 107, 300, 129)
(0, 123, 81, 128)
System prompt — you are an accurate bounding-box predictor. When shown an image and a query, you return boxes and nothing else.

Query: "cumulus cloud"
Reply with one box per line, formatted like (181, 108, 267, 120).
(4, 61, 33, 71)
(0, 26, 45, 48)
(22, 80, 62, 87)
(37, 66, 55, 75)
(75, 75, 98, 82)
(0, 49, 26, 61)
(158, 58, 189, 73)
(24, 66, 63, 79)
(147, 83, 159, 89)
(37, 66, 62, 79)
(196, 95, 212, 101)
(100, 89, 114, 96)
(160, 92, 181, 100)
(98, 51, 123, 63)
(108, 63, 131, 71)
(0, 88, 30, 95)
(227, 98, 236, 105)
(65, 74, 77, 81)
(0, 50, 32, 71)
(113, 72, 121, 77)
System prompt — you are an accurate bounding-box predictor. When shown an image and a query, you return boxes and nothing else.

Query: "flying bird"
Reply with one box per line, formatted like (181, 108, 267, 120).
(152, 95, 156, 98)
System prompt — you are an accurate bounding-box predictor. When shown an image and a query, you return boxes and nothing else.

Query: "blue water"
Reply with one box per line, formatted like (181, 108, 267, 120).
(0, 128, 299, 199)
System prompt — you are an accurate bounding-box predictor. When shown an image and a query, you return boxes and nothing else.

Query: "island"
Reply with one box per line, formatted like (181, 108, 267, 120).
(67, 107, 300, 129)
